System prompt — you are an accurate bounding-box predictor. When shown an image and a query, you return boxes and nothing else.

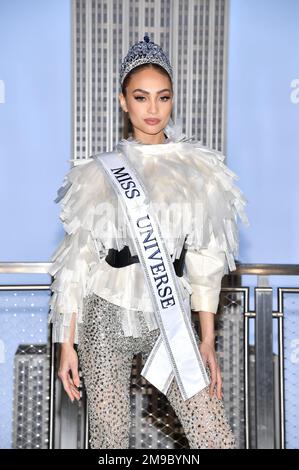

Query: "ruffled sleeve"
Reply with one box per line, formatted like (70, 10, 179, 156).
(184, 230, 227, 313)
(183, 142, 250, 313)
(47, 159, 100, 344)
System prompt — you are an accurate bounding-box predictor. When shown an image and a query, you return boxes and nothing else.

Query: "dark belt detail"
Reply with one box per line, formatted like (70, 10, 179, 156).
(105, 244, 187, 277)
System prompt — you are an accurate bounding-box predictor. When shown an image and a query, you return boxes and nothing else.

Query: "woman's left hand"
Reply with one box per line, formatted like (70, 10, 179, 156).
(199, 340, 223, 400)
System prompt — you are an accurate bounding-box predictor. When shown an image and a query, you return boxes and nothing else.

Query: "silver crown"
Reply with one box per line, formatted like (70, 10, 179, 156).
(119, 34, 173, 88)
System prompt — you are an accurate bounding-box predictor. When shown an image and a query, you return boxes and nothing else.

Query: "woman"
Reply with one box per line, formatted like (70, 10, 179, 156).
(48, 35, 249, 449)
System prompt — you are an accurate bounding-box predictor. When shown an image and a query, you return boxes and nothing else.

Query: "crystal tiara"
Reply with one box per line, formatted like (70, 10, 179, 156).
(119, 34, 173, 88)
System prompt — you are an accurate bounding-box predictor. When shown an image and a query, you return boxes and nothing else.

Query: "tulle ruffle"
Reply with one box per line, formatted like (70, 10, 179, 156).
(116, 120, 249, 272)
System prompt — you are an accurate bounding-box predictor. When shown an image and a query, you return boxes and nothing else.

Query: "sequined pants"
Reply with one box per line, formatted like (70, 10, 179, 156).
(77, 293, 237, 449)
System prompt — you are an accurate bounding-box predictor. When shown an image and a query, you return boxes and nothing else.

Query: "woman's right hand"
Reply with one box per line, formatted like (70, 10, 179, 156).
(58, 343, 81, 402)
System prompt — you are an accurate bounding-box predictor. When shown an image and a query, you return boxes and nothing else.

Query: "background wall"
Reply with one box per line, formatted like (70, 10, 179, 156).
(227, 0, 299, 269)
(0, 0, 71, 265)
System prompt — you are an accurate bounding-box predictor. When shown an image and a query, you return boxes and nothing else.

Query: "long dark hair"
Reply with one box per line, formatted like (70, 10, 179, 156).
(121, 63, 173, 138)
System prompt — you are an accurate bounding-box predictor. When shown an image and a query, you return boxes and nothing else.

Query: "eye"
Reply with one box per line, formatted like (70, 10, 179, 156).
(134, 96, 171, 102)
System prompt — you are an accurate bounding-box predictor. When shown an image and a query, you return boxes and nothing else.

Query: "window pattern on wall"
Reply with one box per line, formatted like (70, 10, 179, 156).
(73, 0, 228, 162)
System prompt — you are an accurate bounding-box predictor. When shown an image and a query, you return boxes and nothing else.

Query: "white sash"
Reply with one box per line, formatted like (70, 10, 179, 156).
(95, 151, 210, 400)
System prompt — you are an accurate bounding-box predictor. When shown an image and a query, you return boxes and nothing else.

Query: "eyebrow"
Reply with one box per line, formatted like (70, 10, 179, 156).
(132, 88, 171, 94)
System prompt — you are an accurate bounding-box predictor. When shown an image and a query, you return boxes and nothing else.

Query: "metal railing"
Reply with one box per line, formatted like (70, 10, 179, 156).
(0, 261, 298, 449)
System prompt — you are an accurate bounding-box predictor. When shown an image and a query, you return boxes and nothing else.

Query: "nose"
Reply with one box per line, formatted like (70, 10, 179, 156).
(147, 99, 159, 114)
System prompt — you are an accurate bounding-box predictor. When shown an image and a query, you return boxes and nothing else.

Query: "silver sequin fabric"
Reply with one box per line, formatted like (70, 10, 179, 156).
(77, 293, 237, 449)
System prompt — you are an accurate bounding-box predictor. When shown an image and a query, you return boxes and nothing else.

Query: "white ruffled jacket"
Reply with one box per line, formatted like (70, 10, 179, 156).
(48, 120, 249, 344)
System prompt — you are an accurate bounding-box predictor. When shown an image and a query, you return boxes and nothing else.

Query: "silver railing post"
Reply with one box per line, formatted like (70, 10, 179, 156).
(255, 276, 275, 448)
